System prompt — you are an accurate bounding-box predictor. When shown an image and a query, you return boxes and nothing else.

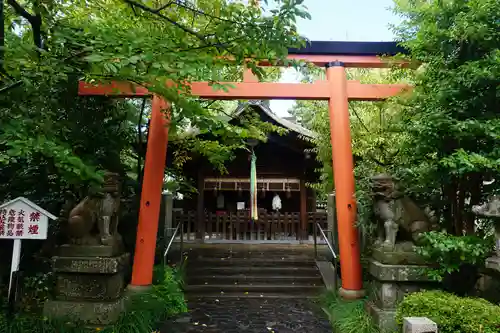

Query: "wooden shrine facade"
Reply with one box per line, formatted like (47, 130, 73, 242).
(172, 101, 327, 242)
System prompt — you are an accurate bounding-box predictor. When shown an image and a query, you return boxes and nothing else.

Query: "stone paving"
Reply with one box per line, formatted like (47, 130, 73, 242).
(161, 297, 332, 333)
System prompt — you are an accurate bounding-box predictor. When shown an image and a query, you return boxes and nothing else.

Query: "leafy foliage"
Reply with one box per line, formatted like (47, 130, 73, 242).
(1, 0, 309, 183)
(293, 0, 500, 241)
(0, 0, 310, 280)
(416, 231, 493, 281)
(0, 84, 140, 282)
(290, 67, 408, 242)
(396, 290, 500, 333)
(16, 271, 55, 314)
(391, 0, 500, 234)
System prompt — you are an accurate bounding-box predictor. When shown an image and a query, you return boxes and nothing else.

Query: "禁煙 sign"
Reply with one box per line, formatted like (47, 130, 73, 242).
(0, 197, 57, 301)
(0, 197, 56, 240)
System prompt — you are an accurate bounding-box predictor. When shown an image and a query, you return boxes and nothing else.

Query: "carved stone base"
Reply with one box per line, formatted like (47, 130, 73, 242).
(54, 272, 125, 301)
(51, 253, 130, 274)
(59, 243, 123, 257)
(43, 297, 126, 326)
(365, 301, 397, 333)
(367, 259, 437, 332)
(372, 243, 425, 265)
(45, 251, 130, 326)
(485, 255, 500, 274)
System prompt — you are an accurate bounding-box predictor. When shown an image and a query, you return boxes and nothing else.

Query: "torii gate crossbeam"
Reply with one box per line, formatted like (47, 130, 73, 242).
(78, 41, 411, 299)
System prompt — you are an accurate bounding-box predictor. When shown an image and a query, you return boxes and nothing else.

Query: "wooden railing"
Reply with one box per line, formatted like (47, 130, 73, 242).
(172, 210, 328, 241)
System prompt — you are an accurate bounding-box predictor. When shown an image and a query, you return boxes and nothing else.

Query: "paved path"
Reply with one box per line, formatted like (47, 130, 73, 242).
(161, 297, 332, 333)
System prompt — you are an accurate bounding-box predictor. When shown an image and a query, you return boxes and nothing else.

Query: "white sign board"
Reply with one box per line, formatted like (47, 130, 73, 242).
(237, 202, 245, 210)
(0, 197, 56, 299)
(0, 197, 56, 240)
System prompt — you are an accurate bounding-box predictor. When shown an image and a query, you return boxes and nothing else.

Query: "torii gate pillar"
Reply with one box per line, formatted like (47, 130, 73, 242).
(130, 95, 170, 288)
(326, 61, 364, 298)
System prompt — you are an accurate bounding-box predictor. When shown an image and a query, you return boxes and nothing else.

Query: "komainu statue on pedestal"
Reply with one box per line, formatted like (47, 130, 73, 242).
(66, 172, 122, 247)
(371, 174, 437, 251)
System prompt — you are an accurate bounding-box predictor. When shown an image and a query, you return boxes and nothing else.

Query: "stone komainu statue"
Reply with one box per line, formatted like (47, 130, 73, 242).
(371, 174, 437, 250)
(66, 172, 121, 246)
(472, 195, 500, 218)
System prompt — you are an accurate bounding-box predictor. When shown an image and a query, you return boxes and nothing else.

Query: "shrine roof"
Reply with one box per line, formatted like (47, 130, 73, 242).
(175, 101, 316, 141)
(231, 101, 316, 139)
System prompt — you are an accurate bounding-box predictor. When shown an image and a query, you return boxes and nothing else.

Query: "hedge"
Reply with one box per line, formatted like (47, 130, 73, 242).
(396, 290, 500, 333)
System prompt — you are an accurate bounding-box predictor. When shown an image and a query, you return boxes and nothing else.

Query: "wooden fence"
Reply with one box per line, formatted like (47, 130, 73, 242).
(172, 210, 327, 241)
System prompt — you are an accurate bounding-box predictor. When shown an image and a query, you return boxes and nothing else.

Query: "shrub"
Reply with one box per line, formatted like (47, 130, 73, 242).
(322, 290, 379, 333)
(396, 290, 500, 333)
(18, 271, 55, 313)
(416, 231, 493, 281)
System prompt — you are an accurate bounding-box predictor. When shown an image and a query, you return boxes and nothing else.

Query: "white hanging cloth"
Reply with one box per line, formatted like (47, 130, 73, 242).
(216, 193, 225, 209)
(272, 193, 282, 211)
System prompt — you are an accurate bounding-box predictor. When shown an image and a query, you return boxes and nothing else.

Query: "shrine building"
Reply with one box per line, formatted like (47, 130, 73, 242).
(167, 100, 328, 242)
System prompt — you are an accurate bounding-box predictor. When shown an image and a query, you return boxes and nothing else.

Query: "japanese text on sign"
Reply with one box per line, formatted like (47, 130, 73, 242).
(0, 197, 52, 240)
(0, 208, 40, 238)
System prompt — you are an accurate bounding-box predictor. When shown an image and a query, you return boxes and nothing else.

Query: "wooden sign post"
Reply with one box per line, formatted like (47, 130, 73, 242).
(0, 197, 57, 300)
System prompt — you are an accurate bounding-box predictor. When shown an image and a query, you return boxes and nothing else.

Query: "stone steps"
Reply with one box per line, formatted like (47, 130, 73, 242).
(187, 257, 315, 268)
(188, 265, 321, 277)
(187, 274, 323, 286)
(186, 283, 323, 293)
(186, 292, 318, 301)
(184, 244, 325, 299)
(193, 253, 318, 260)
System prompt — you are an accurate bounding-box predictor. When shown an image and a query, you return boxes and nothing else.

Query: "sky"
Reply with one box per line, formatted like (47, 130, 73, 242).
(265, 0, 401, 116)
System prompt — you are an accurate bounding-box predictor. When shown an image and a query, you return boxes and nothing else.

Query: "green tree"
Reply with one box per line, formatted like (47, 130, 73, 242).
(1, 0, 309, 183)
(0, 0, 310, 283)
(290, 67, 407, 238)
(392, 0, 500, 234)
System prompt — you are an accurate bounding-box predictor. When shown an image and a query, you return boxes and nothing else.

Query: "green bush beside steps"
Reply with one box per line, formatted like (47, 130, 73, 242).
(396, 290, 500, 333)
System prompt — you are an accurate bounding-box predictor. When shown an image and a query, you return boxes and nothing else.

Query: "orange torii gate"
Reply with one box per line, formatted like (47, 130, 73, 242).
(79, 41, 411, 298)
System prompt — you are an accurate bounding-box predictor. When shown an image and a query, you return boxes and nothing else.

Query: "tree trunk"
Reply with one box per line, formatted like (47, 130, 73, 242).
(442, 184, 454, 233)
(457, 178, 466, 235)
(0, 0, 4, 74)
(447, 178, 462, 236)
(465, 173, 482, 235)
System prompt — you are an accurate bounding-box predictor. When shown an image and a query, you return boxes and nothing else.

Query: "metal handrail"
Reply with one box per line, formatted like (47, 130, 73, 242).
(313, 222, 337, 260)
(163, 221, 183, 267)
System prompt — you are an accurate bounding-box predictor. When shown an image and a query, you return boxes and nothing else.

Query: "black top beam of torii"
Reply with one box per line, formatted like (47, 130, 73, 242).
(288, 41, 408, 56)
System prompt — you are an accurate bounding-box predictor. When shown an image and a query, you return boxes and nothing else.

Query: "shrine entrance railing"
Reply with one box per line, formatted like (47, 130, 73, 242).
(172, 210, 327, 242)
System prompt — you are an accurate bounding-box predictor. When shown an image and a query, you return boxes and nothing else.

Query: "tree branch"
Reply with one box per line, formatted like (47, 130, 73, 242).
(173, 0, 246, 26)
(137, 99, 147, 186)
(123, 0, 209, 46)
(350, 104, 371, 133)
(0, 80, 22, 93)
(0, 0, 4, 75)
(7, 0, 43, 49)
(123, 1, 268, 57)
(155, 1, 175, 13)
(7, 0, 32, 20)
(368, 153, 392, 167)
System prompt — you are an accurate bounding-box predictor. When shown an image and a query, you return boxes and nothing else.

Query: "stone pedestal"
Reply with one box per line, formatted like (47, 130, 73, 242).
(366, 258, 436, 333)
(403, 317, 438, 333)
(44, 246, 130, 326)
(475, 256, 500, 303)
(486, 255, 500, 273)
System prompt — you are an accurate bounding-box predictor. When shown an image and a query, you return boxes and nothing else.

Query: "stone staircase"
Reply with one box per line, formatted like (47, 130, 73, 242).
(183, 244, 326, 299)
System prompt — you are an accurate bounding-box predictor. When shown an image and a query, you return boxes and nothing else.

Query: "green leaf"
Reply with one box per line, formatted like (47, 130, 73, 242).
(83, 54, 106, 62)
